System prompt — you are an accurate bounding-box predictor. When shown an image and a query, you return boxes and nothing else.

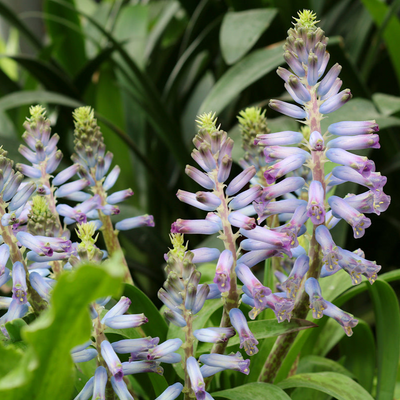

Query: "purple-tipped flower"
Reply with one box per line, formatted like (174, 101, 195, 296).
(101, 296, 131, 323)
(259, 177, 305, 204)
(144, 338, 182, 361)
(186, 356, 206, 400)
(171, 219, 220, 235)
(155, 383, 183, 400)
(164, 309, 186, 327)
(254, 131, 303, 146)
(263, 146, 310, 163)
(269, 100, 307, 119)
(54, 179, 90, 198)
(101, 340, 123, 381)
(110, 377, 134, 400)
(283, 51, 305, 77)
(323, 300, 358, 336)
(8, 182, 36, 211)
(112, 337, 159, 355)
(229, 308, 259, 355)
(0, 244, 10, 275)
(226, 166, 256, 196)
(103, 313, 148, 329)
(199, 352, 250, 375)
(229, 185, 262, 210)
(332, 166, 386, 193)
(115, 215, 155, 231)
(213, 250, 234, 292)
(317, 63, 342, 97)
(185, 165, 215, 189)
(329, 196, 371, 238)
(52, 164, 79, 186)
(281, 254, 309, 298)
(106, 189, 134, 205)
(228, 211, 256, 230)
(319, 89, 352, 114)
(191, 247, 220, 263)
(309, 131, 324, 151)
(91, 366, 107, 400)
(326, 148, 375, 177)
(122, 360, 163, 375)
(315, 225, 342, 272)
(327, 135, 380, 150)
(73, 376, 94, 400)
(236, 264, 271, 314)
(305, 277, 328, 319)
(193, 327, 235, 343)
(12, 262, 27, 304)
(307, 180, 325, 225)
(263, 154, 307, 184)
(30, 271, 52, 302)
(328, 120, 379, 136)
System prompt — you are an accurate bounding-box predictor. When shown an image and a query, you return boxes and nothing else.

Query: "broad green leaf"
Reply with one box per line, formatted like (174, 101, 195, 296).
(212, 382, 291, 400)
(339, 320, 375, 392)
(5, 319, 27, 342)
(114, 4, 149, 69)
(199, 44, 284, 116)
(197, 318, 316, 355)
(44, 0, 87, 75)
(95, 62, 131, 193)
(372, 92, 400, 116)
(278, 372, 374, 400)
(360, 0, 400, 88)
(0, 2, 42, 50)
(0, 341, 23, 379)
(297, 355, 355, 378)
(368, 280, 400, 400)
(5, 56, 79, 98)
(167, 299, 223, 379)
(123, 284, 168, 341)
(0, 256, 124, 400)
(220, 9, 277, 65)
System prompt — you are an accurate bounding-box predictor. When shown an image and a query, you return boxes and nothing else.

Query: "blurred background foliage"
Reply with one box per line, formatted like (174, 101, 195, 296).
(0, 0, 399, 304)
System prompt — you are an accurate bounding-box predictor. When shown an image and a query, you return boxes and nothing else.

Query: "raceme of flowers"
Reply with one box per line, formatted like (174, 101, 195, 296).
(0, 9, 390, 400)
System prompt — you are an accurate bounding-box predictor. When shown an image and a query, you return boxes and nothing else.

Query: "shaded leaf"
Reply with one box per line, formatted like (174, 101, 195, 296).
(199, 44, 284, 115)
(212, 382, 291, 400)
(4, 319, 27, 343)
(220, 9, 278, 65)
(278, 372, 374, 400)
(297, 355, 355, 378)
(372, 92, 400, 116)
(368, 280, 400, 400)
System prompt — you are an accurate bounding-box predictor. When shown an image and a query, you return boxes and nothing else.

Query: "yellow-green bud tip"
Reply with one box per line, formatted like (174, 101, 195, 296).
(237, 107, 266, 127)
(31, 195, 50, 215)
(28, 105, 46, 122)
(169, 233, 187, 258)
(76, 222, 98, 246)
(73, 106, 95, 126)
(195, 112, 218, 133)
(293, 9, 319, 30)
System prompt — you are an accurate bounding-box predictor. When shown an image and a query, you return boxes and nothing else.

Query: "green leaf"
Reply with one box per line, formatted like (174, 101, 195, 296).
(297, 355, 355, 378)
(197, 318, 316, 355)
(360, 0, 400, 88)
(44, 0, 87, 75)
(199, 44, 284, 115)
(339, 320, 375, 392)
(167, 299, 223, 379)
(5, 56, 79, 98)
(220, 9, 278, 65)
(0, 256, 124, 400)
(0, 90, 83, 111)
(4, 319, 27, 343)
(368, 280, 400, 400)
(372, 92, 400, 116)
(123, 284, 168, 341)
(212, 382, 291, 400)
(0, 2, 42, 50)
(278, 372, 374, 400)
(0, 341, 23, 379)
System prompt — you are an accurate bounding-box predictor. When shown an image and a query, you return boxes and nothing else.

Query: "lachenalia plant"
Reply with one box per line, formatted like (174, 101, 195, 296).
(165, 9, 389, 394)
